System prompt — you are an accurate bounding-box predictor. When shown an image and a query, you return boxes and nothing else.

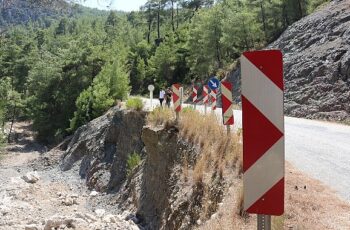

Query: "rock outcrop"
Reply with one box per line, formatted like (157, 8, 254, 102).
(269, 0, 350, 120)
(227, 0, 350, 121)
(112, 124, 226, 230)
(58, 107, 230, 229)
(60, 107, 147, 192)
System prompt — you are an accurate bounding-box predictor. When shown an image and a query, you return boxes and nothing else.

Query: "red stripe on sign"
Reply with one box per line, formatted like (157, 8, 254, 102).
(222, 94, 231, 114)
(246, 178, 284, 215)
(242, 96, 283, 172)
(243, 50, 283, 90)
(226, 116, 234, 125)
(173, 93, 179, 103)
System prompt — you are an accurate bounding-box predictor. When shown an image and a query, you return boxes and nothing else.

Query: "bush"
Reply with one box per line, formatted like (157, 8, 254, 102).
(126, 97, 144, 111)
(127, 152, 141, 175)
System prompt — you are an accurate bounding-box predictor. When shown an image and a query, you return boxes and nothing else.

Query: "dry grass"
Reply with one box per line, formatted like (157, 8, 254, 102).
(272, 215, 284, 230)
(146, 107, 174, 127)
(284, 162, 350, 229)
(178, 110, 242, 183)
(197, 162, 350, 230)
(146, 108, 350, 230)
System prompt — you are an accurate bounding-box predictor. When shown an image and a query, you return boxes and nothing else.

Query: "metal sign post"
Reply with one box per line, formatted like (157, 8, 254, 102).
(257, 215, 271, 230)
(241, 50, 284, 230)
(148, 85, 155, 109)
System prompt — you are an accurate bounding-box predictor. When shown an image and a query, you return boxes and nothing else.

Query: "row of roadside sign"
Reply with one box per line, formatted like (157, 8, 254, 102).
(173, 76, 234, 127)
(150, 50, 285, 230)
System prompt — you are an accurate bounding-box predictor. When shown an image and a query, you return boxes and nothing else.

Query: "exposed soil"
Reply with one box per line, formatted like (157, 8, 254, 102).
(0, 122, 139, 230)
(197, 162, 350, 230)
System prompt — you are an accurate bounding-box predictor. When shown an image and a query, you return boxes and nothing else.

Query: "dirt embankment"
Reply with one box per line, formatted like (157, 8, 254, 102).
(1, 107, 350, 230)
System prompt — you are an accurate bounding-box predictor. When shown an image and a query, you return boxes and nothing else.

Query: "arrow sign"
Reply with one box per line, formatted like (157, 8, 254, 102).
(208, 77, 220, 90)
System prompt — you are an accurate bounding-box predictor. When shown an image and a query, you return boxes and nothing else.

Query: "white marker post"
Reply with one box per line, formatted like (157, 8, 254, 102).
(148, 84, 155, 109)
(180, 87, 184, 107)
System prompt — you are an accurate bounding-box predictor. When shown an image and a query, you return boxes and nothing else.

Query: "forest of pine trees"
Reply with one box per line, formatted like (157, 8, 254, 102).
(0, 0, 329, 143)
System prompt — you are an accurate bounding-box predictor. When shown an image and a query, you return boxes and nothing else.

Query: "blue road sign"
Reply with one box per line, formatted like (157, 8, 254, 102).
(208, 77, 220, 90)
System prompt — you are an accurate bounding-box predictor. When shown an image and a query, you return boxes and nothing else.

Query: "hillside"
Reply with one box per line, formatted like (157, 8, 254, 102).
(226, 0, 350, 121)
(271, 0, 350, 121)
(0, 0, 106, 29)
(0, 0, 67, 27)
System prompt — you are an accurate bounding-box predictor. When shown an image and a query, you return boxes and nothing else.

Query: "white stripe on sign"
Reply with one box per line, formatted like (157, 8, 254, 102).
(243, 137, 285, 210)
(241, 55, 284, 133)
(221, 84, 232, 103)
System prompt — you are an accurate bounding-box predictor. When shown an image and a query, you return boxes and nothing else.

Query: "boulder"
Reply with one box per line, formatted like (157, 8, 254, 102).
(22, 172, 40, 184)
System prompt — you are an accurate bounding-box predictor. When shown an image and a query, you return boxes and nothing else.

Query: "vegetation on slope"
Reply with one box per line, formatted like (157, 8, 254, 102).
(0, 0, 330, 142)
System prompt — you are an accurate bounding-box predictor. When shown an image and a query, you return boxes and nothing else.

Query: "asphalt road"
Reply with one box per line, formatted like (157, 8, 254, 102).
(143, 98, 350, 202)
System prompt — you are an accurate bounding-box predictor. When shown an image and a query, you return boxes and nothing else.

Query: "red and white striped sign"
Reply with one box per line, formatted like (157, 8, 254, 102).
(241, 50, 284, 216)
(192, 85, 198, 103)
(210, 89, 217, 110)
(221, 82, 234, 125)
(203, 85, 209, 104)
(172, 83, 182, 112)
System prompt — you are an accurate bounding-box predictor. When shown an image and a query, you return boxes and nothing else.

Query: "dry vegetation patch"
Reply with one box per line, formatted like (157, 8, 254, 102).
(146, 108, 350, 229)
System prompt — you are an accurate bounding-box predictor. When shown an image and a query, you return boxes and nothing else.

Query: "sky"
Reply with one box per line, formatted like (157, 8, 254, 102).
(79, 0, 148, 12)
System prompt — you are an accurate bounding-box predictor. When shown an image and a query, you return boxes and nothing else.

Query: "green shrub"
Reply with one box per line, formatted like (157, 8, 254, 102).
(127, 152, 141, 175)
(126, 97, 144, 111)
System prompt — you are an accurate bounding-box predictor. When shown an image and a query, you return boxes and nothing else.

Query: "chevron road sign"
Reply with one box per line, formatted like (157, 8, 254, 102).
(241, 50, 284, 223)
(221, 81, 234, 126)
(172, 83, 182, 121)
(210, 89, 217, 111)
(192, 85, 198, 103)
(203, 85, 209, 104)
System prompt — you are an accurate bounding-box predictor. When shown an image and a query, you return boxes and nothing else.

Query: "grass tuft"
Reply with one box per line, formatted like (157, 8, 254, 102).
(147, 107, 174, 127)
(126, 97, 144, 111)
(127, 152, 141, 176)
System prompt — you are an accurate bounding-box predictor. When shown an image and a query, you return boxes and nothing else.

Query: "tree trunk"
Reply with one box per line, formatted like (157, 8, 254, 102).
(282, 2, 289, 27)
(260, 1, 268, 40)
(214, 26, 222, 68)
(298, 0, 304, 18)
(157, 2, 160, 40)
(171, 0, 175, 32)
(147, 3, 151, 44)
(7, 104, 16, 143)
(176, 3, 179, 29)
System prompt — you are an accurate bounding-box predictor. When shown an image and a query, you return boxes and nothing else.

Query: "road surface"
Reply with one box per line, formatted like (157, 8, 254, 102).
(143, 98, 350, 202)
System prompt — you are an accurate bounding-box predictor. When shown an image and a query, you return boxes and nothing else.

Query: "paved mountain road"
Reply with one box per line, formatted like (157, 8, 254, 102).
(143, 98, 350, 202)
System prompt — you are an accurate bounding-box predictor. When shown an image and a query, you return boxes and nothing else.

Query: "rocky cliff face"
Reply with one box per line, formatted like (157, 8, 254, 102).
(60, 107, 147, 192)
(227, 0, 350, 121)
(271, 0, 350, 120)
(58, 107, 229, 229)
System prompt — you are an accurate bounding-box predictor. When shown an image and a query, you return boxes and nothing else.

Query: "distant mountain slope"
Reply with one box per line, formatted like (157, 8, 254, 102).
(268, 0, 350, 121)
(0, 0, 104, 29)
(0, 0, 67, 26)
